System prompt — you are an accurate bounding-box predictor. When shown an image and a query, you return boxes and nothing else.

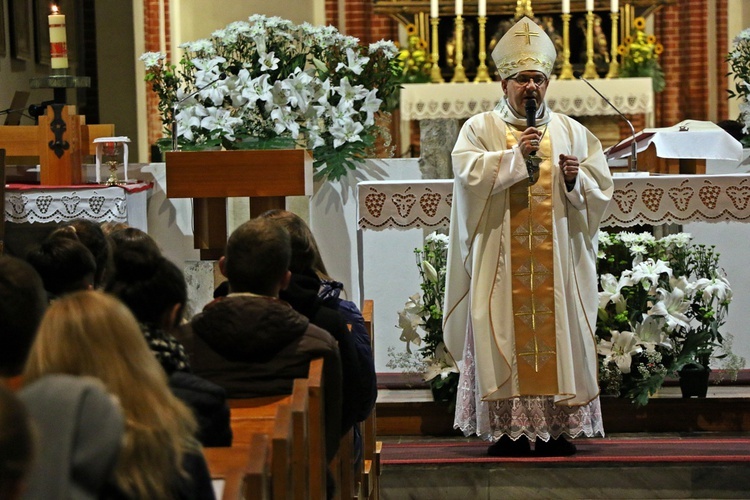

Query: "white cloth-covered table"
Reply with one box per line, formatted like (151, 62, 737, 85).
(608, 120, 744, 162)
(357, 174, 750, 230)
(400, 78, 654, 124)
(4, 182, 151, 230)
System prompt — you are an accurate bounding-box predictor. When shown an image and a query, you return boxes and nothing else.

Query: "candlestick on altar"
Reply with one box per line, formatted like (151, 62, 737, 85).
(605, 11, 621, 78)
(559, 13, 575, 80)
(451, 16, 468, 83)
(582, 11, 599, 79)
(474, 16, 492, 82)
(430, 17, 444, 83)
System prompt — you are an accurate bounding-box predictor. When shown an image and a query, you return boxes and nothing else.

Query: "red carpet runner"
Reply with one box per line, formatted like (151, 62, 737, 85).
(382, 437, 750, 464)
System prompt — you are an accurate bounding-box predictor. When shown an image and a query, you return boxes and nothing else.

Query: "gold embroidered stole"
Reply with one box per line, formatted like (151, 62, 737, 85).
(506, 127, 558, 395)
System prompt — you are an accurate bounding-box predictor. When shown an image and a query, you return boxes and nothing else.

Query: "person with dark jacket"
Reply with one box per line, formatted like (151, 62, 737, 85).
(177, 217, 343, 462)
(107, 238, 231, 447)
(258, 209, 377, 470)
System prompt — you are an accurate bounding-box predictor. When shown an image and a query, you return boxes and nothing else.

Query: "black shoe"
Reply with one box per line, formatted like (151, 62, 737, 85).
(534, 436, 577, 456)
(487, 435, 531, 457)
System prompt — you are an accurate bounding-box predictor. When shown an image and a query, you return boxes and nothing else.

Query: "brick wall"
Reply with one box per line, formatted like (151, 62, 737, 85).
(655, 0, 716, 127)
(716, 0, 729, 121)
(143, 0, 171, 159)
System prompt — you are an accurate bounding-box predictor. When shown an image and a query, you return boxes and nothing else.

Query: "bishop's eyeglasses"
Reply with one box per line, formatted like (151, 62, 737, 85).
(507, 74, 548, 86)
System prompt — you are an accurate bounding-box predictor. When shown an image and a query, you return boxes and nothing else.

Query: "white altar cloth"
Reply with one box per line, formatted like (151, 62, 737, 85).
(400, 77, 654, 123)
(357, 174, 750, 230)
(4, 182, 151, 229)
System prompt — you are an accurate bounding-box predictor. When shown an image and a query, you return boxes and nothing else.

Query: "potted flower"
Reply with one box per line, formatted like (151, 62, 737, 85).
(596, 231, 743, 405)
(727, 27, 750, 147)
(389, 232, 459, 407)
(140, 15, 401, 182)
(618, 17, 665, 93)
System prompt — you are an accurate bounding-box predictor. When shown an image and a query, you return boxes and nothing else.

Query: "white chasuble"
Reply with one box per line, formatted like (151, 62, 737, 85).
(443, 109, 614, 407)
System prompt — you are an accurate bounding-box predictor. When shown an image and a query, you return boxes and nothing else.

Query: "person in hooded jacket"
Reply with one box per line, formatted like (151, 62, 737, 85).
(177, 217, 343, 463)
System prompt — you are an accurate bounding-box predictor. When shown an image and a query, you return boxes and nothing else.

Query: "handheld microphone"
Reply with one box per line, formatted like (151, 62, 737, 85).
(525, 98, 537, 129)
(524, 98, 539, 184)
(579, 76, 638, 172)
(171, 72, 228, 151)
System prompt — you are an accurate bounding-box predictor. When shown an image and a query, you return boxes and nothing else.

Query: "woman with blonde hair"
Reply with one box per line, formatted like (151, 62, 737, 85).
(23, 290, 214, 500)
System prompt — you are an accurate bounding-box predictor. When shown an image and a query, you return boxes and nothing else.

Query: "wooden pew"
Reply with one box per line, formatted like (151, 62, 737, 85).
(227, 373, 317, 499)
(204, 433, 271, 500)
(307, 358, 327, 499)
(359, 299, 381, 500)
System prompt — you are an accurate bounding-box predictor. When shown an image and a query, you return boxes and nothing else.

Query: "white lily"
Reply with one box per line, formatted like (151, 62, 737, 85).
(422, 261, 438, 283)
(634, 315, 673, 351)
(598, 330, 640, 374)
(598, 273, 632, 311)
(335, 47, 370, 75)
(648, 287, 692, 332)
(630, 258, 672, 292)
(397, 309, 422, 352)
(329, 118, 364, 148)
(694, 275, 733, 305)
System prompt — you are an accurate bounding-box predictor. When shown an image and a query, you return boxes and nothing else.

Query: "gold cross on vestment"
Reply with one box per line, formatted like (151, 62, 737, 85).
(518, 337, 556, 372)
(515, 22, 539, 45)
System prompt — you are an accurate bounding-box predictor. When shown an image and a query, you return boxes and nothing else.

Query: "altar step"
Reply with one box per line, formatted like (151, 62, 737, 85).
(379, 435, 750, 499)
(375, 384, 750, 436)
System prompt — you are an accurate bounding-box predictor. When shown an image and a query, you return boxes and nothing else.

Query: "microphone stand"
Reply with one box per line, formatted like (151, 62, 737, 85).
(171, 73, 227, 152)
(579, 77, 638, 172)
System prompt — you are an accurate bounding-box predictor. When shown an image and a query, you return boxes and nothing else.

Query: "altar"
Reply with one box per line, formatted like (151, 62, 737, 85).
(357, 174, 750, 230)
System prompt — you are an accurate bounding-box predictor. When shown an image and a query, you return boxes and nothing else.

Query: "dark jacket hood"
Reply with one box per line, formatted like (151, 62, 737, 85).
(191, 295, 309, 363)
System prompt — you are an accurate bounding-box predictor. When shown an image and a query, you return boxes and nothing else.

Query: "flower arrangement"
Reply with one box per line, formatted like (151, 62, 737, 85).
(727, 28, 750, 147)
(618, 16, 665, 93)
(388, 232, 459, 405)
(596, 231, 743, 406)
(395, 26, 431, 84)
(140, 15, 401, 182)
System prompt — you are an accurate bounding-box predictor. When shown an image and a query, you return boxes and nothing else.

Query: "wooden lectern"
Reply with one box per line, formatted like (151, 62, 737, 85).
(165, 149, 313, 260)
(0, 105, 114, 185)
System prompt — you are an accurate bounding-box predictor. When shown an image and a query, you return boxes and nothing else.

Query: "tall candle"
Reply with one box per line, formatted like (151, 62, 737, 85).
(431, 0, 439, 18)
(478, 0, 486, 17)
(455, 0, 463, 16)
(562, 0, 570, 13)
(586, 0, 594, 11)
(48, 5, 68, 69)
(611, 0, 619, 12)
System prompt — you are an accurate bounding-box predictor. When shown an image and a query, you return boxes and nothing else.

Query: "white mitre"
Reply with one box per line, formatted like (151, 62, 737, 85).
(491, 16, 557, 80)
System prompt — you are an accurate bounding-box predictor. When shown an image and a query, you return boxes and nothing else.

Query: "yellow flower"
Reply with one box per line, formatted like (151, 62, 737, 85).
(634, 16, 646, 30)
(624, 35, 633, 45)
(647, 34, 656, 44)
(618, 44, 628, 56)
(406, 23, 418, 36)
(655, 43, 664, 55)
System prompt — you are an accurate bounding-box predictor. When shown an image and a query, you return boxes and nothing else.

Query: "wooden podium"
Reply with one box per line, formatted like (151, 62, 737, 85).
(165, 149, 313, 260)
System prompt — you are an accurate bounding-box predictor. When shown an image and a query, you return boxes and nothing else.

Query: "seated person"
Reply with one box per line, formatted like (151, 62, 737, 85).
(18, 375, 124, 500)
(0, 256, 47, 389)
(63, 219, 112, 289)
(108, 255, 232, 447)
(25, 228, 96, 299)
(177, 217, 343, 462)
(259, 210, 377, 432)
(0, 385, 33, 500)
(24, 291, 215, 499)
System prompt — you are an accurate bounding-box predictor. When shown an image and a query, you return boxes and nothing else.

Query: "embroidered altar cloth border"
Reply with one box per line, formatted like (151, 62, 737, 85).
(357, 174, 750, 230)
(4, 182, 152, 224)
(399, 78, 654, 121)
